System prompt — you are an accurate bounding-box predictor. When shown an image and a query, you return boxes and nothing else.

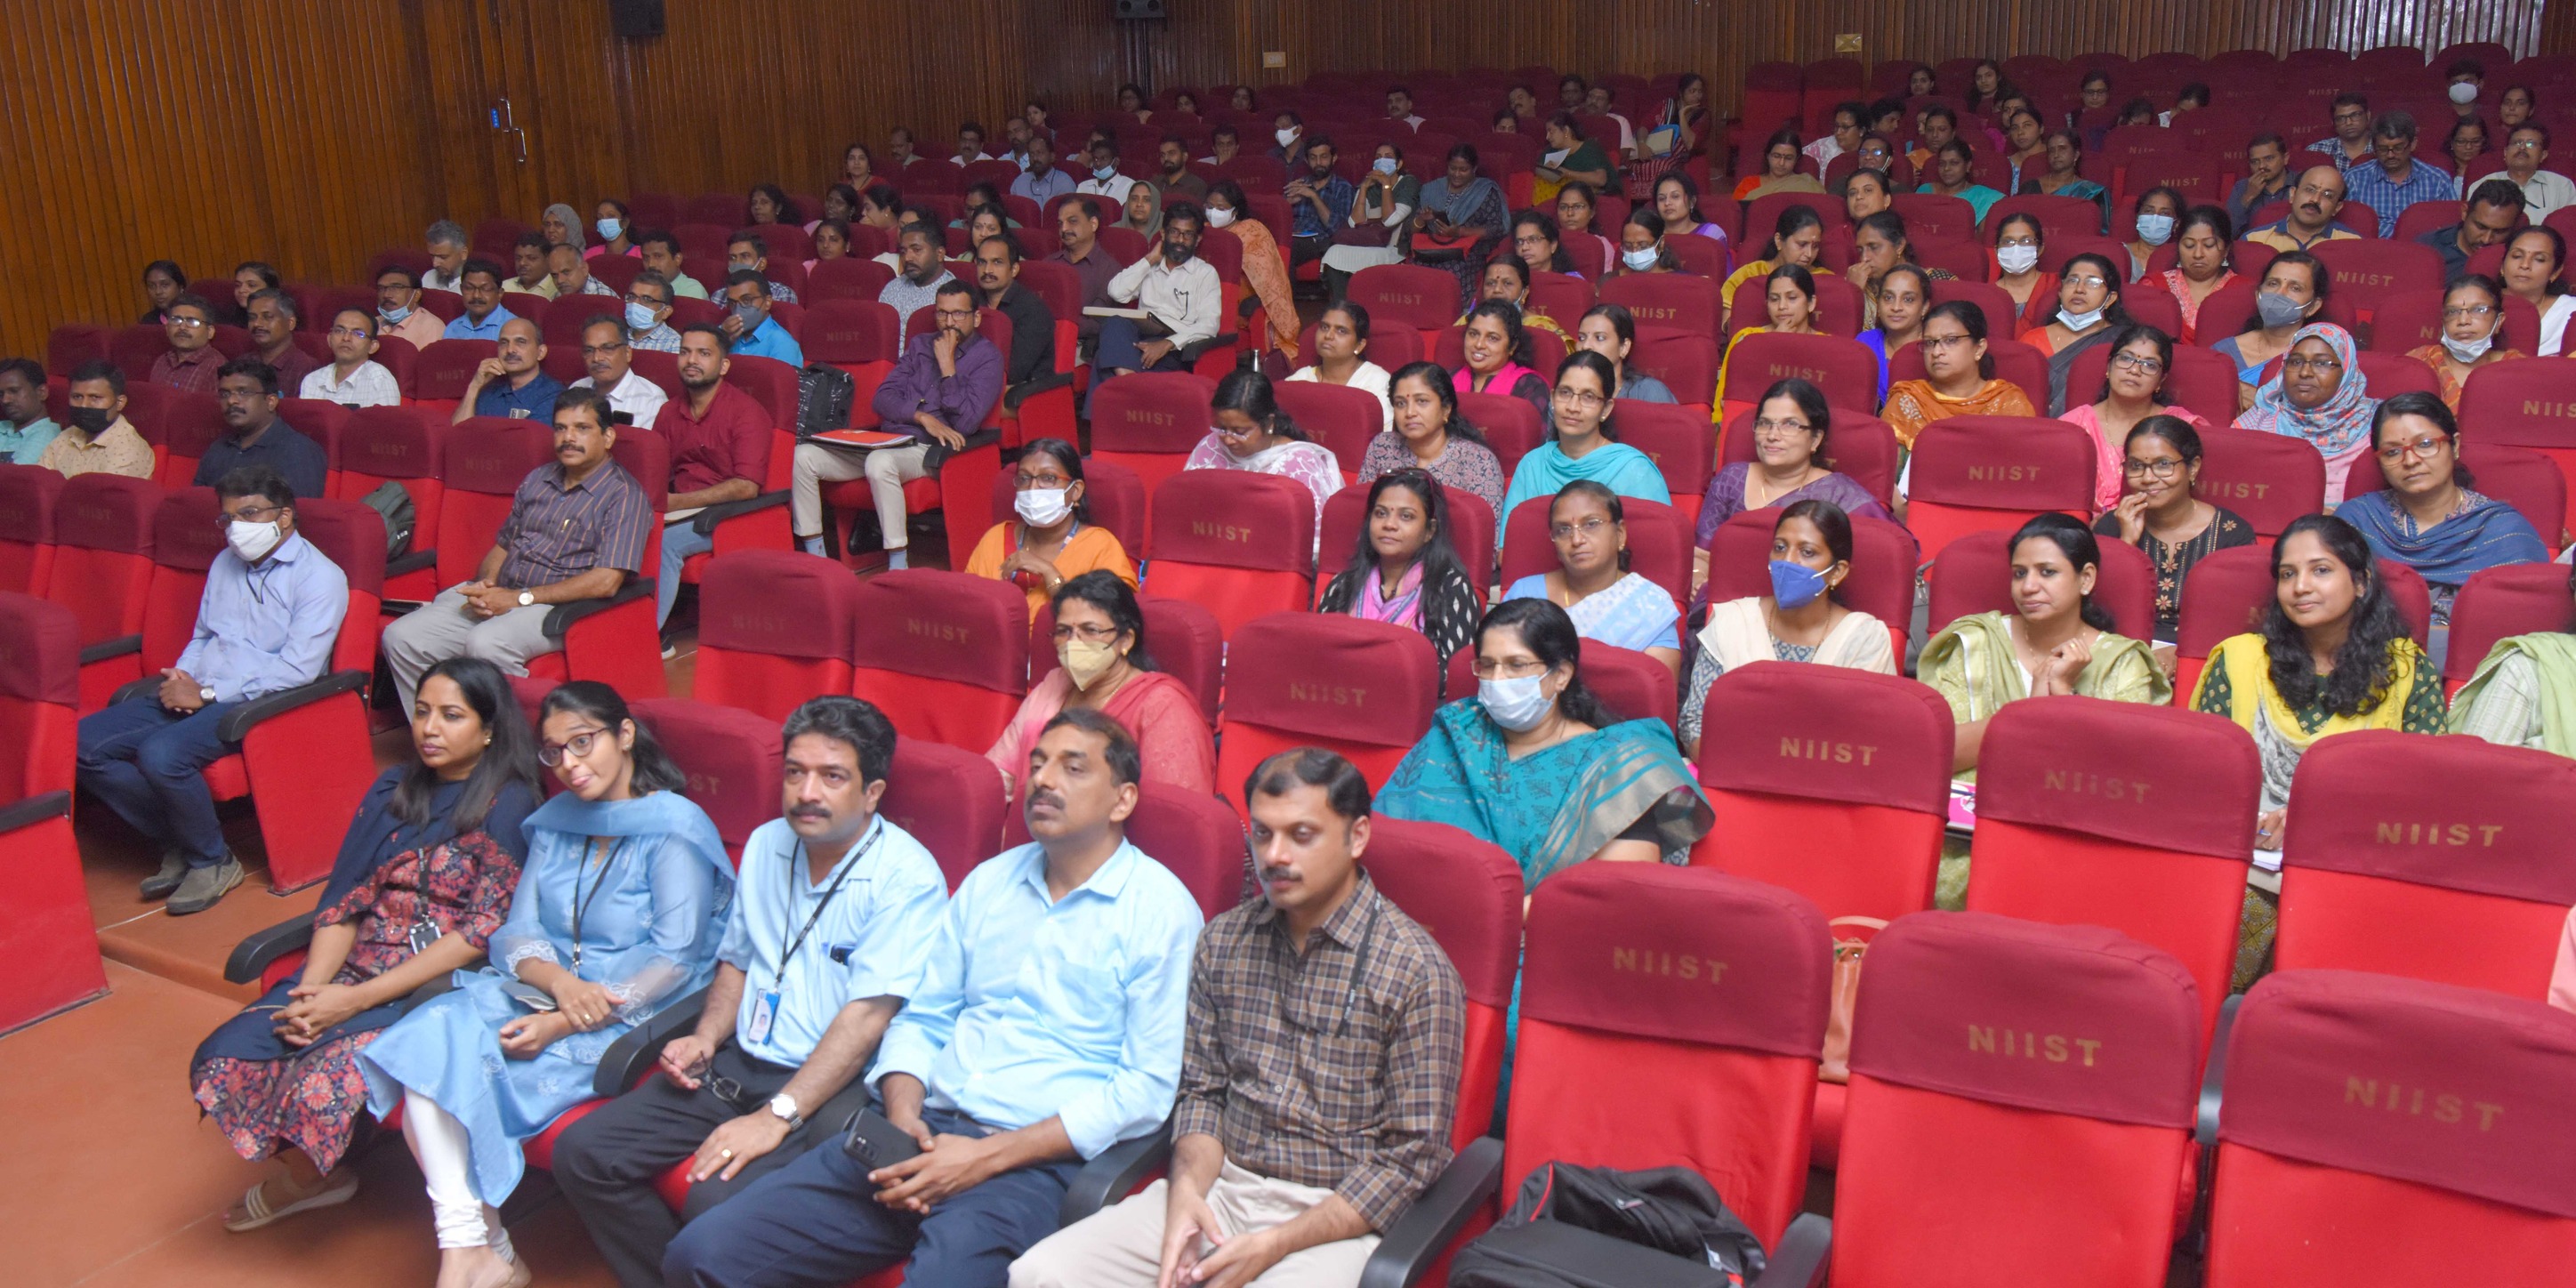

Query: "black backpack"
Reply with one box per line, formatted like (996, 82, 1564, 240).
(1448, 1163, 1768, 1288)
(796, 363, 856, 437)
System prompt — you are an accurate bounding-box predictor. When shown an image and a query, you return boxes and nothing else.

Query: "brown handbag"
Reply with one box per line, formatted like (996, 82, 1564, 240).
(1818, 915, 1890, 1084)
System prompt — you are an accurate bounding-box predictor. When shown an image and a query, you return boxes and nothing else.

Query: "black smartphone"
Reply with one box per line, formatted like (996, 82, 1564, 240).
(841, 1108, 924, 1170)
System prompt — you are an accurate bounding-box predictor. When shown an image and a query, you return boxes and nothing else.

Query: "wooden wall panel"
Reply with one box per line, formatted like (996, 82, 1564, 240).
(0, 0, 2564, 355)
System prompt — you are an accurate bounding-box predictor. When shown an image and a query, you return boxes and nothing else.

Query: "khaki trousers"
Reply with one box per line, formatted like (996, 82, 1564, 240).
(790, 440, 931, 549)
(1009, 1161, 1380, 1288)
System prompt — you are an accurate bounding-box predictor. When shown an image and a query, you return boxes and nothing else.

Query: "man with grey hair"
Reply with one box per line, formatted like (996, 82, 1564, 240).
(424, 219, 471, 293)
(244, 287, 320, 391)
(2344, 110, 2461, 236)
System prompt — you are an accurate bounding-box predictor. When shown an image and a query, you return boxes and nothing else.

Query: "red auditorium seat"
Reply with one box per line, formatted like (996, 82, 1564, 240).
(45, 324, 113, 377)
(1967, 697, 2259, 1043)
(1270, 380, 1381, 481)
(1901, 416, 2097, 565)
(997, 259, 1084, 448)
(1456, 390, 1543, 480)
(1608, 402, 1715, 527)
(1890, 192, 1978, 244)
(1503, 862, 1833, 1260)
(1628, 327, 1720, 412)
(2204, 970, 2576, 1286)
(1716, 407, 1901, 511)
(1144, 471, 1316, 639)
(2060, 341, 2237, 429)
(1026, 594, 1224, 729)
(1316, 482, 1497, 601)
(44, 473, 162, 711)
(413, 339, 496, 420)
(1214, 615, 1437, 815)
(2309, 239, 2444, 321)
(1089, 373, 1217, 523)
(877, 737, 1007, 894)
(0, 465, 64, 594)
(1716, 331, 1881, 413)
(2460, 358, 2576, 543)
(2371, 287, 2544, 356)
(1926, 527, 2160, 641)
(1833, 914, 2203, 1288)
(334, 407, 445, 599)
(1602, 272, 1724, 342)
(2274, 730, 2576, 999)
(1433, 323, 1566, 379)
(2189, 426, 2328, 538)
(1500, 495, 1692, 608)
(2443, 563, 2576, 696)
(1345, 264, 1460, 345)
(1528, 273, 1595, 330)
(847, 569, 1029, 752)
(2171, 545, 2435, 700)
(1702, 511, 1918, 656)
(0, 591, 98, 1032)
(2341, 440, 2566, 550)
(690, 551, 861, 722)
(1350, 813, 1524, 1159)
(150, 390, 224, 489)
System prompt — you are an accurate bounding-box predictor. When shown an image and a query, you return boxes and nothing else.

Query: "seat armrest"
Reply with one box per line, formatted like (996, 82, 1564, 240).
(224, 911, 318, 985)
(1748, 1212, 1831, 1288)
(690, 491, 790, 536)
(0, 790, 72, 835)
(1357, 1136, 1507, 1288)
(213, 671, 370, 742)
(1059, 1123, 1173, 1227)
(1175, 332, 1240, 362)
(78, 634, 143, 665)
(110, 676, 159, 706)
(2197, 991, 2244, 1147)
(543, 577, 655, 637)
(1002, 370, 1077, 410)
(594, 984, 711, 1097)
(381, 599, 431, 614)
(386, 549, 439, 578)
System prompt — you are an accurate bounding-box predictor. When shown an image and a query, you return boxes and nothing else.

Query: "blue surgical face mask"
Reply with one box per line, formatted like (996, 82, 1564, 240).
(596, 218, 623, 240)
(1622, 247, 1660, 271)
(2135, 213, 2176, 245)
(1769, 559, 1831, 609)
(625, 302, 660, 331)
(1373, 157, 1399, 175)
(1477, 674, 1554, 732)
(381, 303, 412, 323)
(1093, 164, 1117, 181)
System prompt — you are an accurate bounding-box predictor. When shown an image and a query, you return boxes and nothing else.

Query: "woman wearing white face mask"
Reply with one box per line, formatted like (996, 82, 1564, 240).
(962, 438, 1137, 614)
(984, 569, 1212, 800)
(2405, 274, 2527, 410)
(1202, 179, 1300, 358)
(2021, 252, 2131, 415)
(2123, 186, 2184, 282)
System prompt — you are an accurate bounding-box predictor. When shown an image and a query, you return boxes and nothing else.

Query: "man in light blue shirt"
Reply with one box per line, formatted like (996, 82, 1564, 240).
(2344, 110, 2462, 237)
(1011, 133, 1074, 205)
(666, 708, 1204, 1288)
(442, 257, 519, 340)
(721, 270, 805, 367)
(0, 358, 61, 463)
(555, 696, 950, 1287)
(76, 465, 346, 914)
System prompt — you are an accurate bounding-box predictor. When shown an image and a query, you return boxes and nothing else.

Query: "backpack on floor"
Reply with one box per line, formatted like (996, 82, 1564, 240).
(1448, 1162, 1767, 1288)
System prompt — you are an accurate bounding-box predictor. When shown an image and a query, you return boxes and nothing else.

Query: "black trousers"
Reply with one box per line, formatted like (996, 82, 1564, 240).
(551, 1042, 870, 1288)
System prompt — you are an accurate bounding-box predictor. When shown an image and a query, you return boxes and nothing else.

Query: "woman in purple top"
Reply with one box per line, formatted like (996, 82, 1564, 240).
(1694, 378, 1892, 577)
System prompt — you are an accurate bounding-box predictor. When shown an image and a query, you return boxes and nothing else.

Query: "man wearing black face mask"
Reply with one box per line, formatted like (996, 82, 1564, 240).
(39, 359, 155, 478)
(1091, 203, 1220, 386)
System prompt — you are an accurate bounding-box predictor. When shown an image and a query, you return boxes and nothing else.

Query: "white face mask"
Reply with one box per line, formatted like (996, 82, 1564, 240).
(1205, 205, 1237, 228)
(2058, 306, 2105, 330)
(1997, 245, 2041, 275)
(2443, 332, 2495, 363)
(226, 519, 283, 562)
(1276, 127, 1298, 146)
(1477, 674, 1555, 732)
(2450, 81, 2480, 106)
(1622, 247, 1660, 270)
(1373, 157, 1399, 175)
(1015, 487, 1071, 526)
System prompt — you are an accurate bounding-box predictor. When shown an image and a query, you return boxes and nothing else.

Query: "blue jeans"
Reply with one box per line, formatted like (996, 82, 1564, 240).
(657, 522, 715, 628)
(76, 695, 239, 867)
(661, 1104, 1080, 1288)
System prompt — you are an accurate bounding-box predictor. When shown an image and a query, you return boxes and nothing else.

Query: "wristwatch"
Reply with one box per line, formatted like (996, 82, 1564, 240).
(198, 685, 218, 704)
(517, 590, 536, 608)
(767, 1092, 804, 1130)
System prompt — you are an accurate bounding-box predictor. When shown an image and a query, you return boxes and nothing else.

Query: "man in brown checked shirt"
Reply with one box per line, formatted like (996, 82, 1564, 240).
(1010, 749, 1465, 1288)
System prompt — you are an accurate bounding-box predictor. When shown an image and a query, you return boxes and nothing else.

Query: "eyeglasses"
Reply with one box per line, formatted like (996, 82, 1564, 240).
(1014, 471, 1073, 489)
(622, 293, 666, 308)
(2282, 355, 2344, 374)
(1550, 388, 1607, 410)
(2509, 139, 2544, 151)
(2110, 352, 2165, 374)
(1051, 623, 1121, 643)
(1921, 334, 1975, 351)
(2121, 459, 2186, 478)
(1751, 417, 1815, 438)
(582, 341, 631, 357)
(2442, 304, 2499, 319)
(326, 326, 373, 342)
(537, 726, 611, 767)
(2377, 434, 2450, 462)
(1549, 517, 1613, 542)
(167, 316, 210, 330)
(2064, 274, 2109, 289)
(216, 503, 286, 525)
(1997, 236, 2039, 248)
(1469, 657, 1550, 680)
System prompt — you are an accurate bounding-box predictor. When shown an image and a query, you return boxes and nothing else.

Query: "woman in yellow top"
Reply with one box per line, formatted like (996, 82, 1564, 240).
(1882, 301, 2039, 450)
(1718, 264, 1824, 408)
(1719, 205, 1826, 328)
(961, 438, 1138, 614)
(2191, 513, 2447, 986)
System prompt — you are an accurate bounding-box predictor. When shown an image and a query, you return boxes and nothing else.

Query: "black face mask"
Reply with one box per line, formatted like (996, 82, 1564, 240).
(68, 407, 114, 434)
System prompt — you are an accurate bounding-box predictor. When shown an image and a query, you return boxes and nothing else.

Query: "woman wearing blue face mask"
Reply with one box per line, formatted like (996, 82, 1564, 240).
(1679, 498, 1896, 758)
(1612, 209, 1680, 277)
(2121, 186, 2184, 282)
(585, 198, 638, 261)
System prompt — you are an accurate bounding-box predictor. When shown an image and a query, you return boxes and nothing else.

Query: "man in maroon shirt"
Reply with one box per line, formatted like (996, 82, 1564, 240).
(1049, 196, 1119, 345)
(656, 322, 775, 629)
(244, 289, 321, 393)
(149, 294, 224, 393)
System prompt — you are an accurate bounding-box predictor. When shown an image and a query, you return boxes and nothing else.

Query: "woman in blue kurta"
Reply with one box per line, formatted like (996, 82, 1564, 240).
(1499, 350, 1670, 541)
(361, 680, 732, 1286)
(191, 658, 540, 1232)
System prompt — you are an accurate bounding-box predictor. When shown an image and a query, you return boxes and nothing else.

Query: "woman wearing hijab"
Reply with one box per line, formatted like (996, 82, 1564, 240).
(1118, 181, 1164, 242)
(540, 203, 585, 254)
(2233, 322, 2379, 505)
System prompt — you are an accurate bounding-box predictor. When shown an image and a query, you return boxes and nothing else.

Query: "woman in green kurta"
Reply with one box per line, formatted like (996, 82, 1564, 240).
(1918, 511, 2170, 905)
(2449, 565, 2576, 756)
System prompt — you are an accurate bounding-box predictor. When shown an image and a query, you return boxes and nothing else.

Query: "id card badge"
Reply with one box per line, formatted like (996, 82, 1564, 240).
(745, 989, 780, 1045)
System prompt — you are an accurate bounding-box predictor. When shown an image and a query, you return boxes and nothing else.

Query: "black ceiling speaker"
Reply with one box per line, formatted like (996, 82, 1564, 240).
(1115, 0, 1167, 18)
(610, 0, 665, 38)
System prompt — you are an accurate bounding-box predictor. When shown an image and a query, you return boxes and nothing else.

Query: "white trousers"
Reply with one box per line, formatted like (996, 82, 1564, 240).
(401, 1089, 518, 1258)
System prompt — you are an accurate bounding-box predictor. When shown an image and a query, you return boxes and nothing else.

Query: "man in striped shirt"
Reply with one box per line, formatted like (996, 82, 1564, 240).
(380, 386, 650, 709)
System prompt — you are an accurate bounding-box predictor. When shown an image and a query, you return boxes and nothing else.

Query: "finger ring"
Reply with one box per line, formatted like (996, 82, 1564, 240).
(720, 1149, 735, 1159)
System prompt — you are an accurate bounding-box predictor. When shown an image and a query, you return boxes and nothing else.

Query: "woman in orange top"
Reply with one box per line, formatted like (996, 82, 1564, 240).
(1203, 180, 1300, 359)
(962, 438, 1138, 614)
(2405, 274, 2527, 410)
(1884, 300, 2039, 449)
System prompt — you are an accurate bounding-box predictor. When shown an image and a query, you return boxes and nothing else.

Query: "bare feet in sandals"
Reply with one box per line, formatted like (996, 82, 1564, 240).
(223, 1165, 358, 1232)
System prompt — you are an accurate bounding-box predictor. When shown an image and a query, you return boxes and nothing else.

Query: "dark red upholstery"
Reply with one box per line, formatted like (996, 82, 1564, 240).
(848, 569, 1029, 753)
(1715, 331, 1882, 410)
(1599, 272, 1723, 341)
(1456, 391, 1543, 481)
(2341, 441, 2568, 552)
(2191, 426, 2328, 538)
(2173, 545, 2434, 700)
(632, 699, 782, 862)
(2276, 730, 2576, 1000)
(47, 473, 162, 710)
(1216, 615, 1438, 814)
(1316, 482, 1497, 602)
(1926, 527, 2160, 641)
(1270, 380, 1381, 480)
(694, 551, 861, 722)
(1358, 817, 1525, 1148)
(2459, 357, 2576, 543)
(1090, 374, 1218, 519)
(0, 465, 65, 595)
(1121, 782, 1245, 923)
(879, 737, 1006, 893)
(1968, 697, 2260, 1041)
(153, 391, 225, 488)
(414, 339, 497, 412)
(1500, 495, 1691, 608)
(2207, 970, 2576, 1285)
(1507, 863, 1831, 1250)
(1610, 402, 1715, 528)
(1703, 509, 1917, 657)
(1836, 913, 2202, 1288)
(1346, 264, 1462, 335)
(0, 592, 81, 807)
(431, 418, 557, 586)
(2442, 563, 2576, 695)
(1144, 472, 1316, 639)
(1717, 406, 1902, 511)
(1904, 416, 2097, 565)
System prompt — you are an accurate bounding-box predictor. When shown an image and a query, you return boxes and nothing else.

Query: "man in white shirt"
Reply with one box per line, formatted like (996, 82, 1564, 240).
(2478, 125, 2576, 221)
(1075, 140, 1138, 205)
(423, 220, 469, 294)
(1583, 85, 1639, 159)
(1091, 203, 1220, 385)
(1385, 85, 1425, 131)
(299, 309, 402, 407)
(954, 122, 991, 167)
(1803, 101, 1867, 172)
(569, 315, 669, 431)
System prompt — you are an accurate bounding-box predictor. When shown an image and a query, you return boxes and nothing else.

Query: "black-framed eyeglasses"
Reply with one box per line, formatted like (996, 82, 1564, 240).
(538, 726, 611, 767)
(2121, 459, 2185, 479)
